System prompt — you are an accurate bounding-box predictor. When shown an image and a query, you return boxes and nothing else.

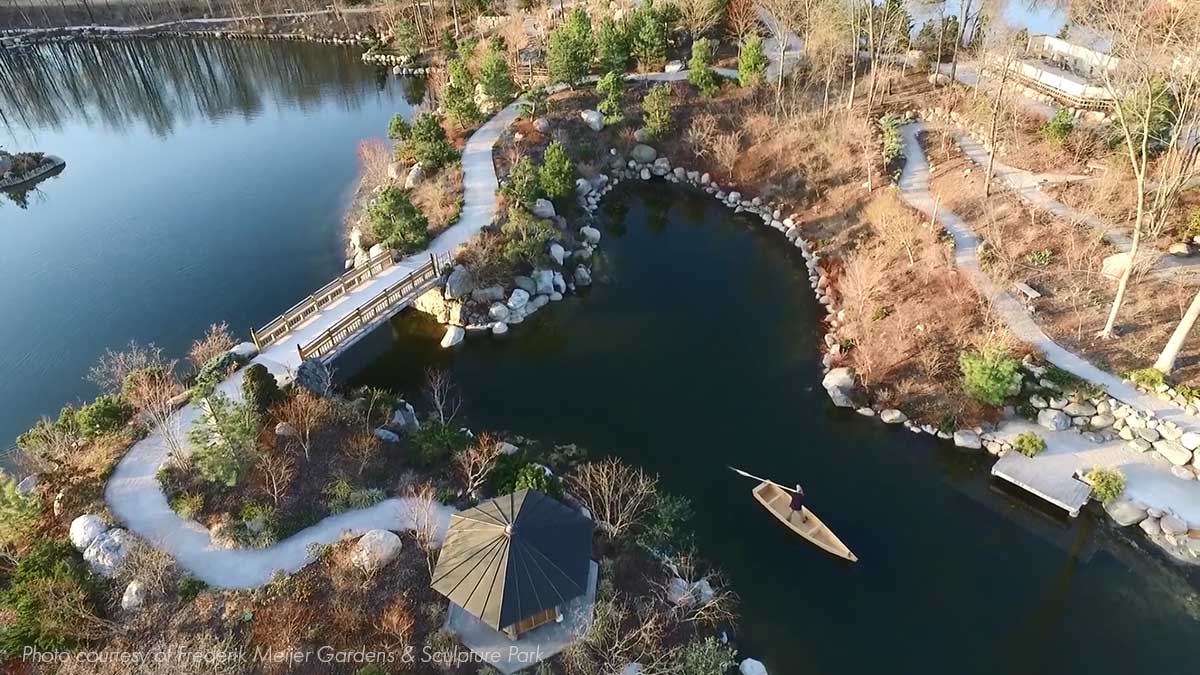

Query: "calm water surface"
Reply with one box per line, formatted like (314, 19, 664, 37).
(348, 184, 1200, 675)
(0, 38, 422, 445)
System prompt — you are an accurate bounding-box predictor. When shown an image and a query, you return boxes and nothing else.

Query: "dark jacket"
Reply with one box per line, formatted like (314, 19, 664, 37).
(790, 487, 805, 511)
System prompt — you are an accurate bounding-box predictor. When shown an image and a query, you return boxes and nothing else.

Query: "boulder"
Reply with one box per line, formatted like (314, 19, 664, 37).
(387, 161, 403, 180)
(488, 302, 511, 322)
(581, 109, 604, 131)
(1161, 514, 1188, 536)
(822, 367, 857, 408)
(1063, 401, 1096, 417)
(579, 226, 601, 244)
(1089, 414, 1115, 429)
(533, 117, 551, 133)
(574, 266, 593, 287)
(508, 288, 531, 310)
(440, 325, 465, 348)
(880, 409, 907, 424)
(633, 127, 651, 143)
(1169, 242, 1192, 256)
(549, 242, 566, 265)
(1153, 440, 1192, 466)
(351, 530, 403, 572)
(229, 341, 258, 360)
(69, 514, 108, 551)
(532, 198, 557, 219)
(471, 285, 506, 303)
(404, 163, 425, 189)
(1029, 394, 1048, 408)
(1037, 409, 1071, 431)
(444, 265, 474, 300)
(1140, 517, 1162, 536)
(274, 421, 298, 437)
(497, 442, 519, 456)
(1103, 498, 1147, 526)
(16, 474, 37, 495)
(83, 528, 129, 577)
(390, 402, 420, 431)
(492, 321, 509, 335)
(651, 157, 671, 176)
(1181, 431, 1200, 451)
(375, 427, 401, 443)
(953, 430, 982, 450)
(368, 243, 387, 259)
(739, 659, 768, 675)
(631, 144, 658, 163)
(514, 275, 537, 295)
(533, 269, 555, 295)
(666, 577, 694, 607)
(620, 665, 643, 675)
(121, 580, 147, 611)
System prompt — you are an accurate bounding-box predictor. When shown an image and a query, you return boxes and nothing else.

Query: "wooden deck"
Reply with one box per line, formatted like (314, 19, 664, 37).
(991, 451, 1093, 517)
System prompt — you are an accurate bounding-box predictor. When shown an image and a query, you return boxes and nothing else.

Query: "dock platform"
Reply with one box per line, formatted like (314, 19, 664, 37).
(991, 451, 1093, 517)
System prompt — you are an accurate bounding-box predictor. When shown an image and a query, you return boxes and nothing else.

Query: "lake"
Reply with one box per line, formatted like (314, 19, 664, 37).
(0, 37, 423, 447)
(3, 36, 1198, 675)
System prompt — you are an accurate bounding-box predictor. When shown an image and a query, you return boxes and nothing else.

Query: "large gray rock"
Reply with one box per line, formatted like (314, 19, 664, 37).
(351, 530, 403, 572)
(83, 528, 130, 577)
(579, 226, 601, 244)
(953, 430, 982, 450)
(822, 367, 857, 408)
(533, 117, 551, 133)
(375, 427, 401, 443)
(574, 266, 593, 287)
(532, 198, 556, 219)
(69, 514, 108, 551)
(1161, 514, 1188, 536)
(507, 288, 531, 310)
(1153, 440, 1193, 466)
(404, 163, 425, 189)
(532, 269, 555, 295)
(444, 265, 474, 300)
(549, 242, 566, 265)
(488, 302, 511, 322)
(1181, 431, 1200, 451)
(390, 402, 420, 431)
(1063, 401, 1096, 417)
(581, 109, 604, 131)
(630, 144, 658, 163)
(1037, 408, 1071, 431)
(1103, 498, 1147, 526)
(121, 580, 147, 611)
(880, 409, 907, 424)
(440, 325, 465, 348)
(229, 341, 258, 360)
(514, 276, 537, 295)
(471, 285, 505, 303)
(739, 659, 768, 675)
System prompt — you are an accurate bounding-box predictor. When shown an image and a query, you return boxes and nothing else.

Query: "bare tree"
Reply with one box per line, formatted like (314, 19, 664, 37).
(423, 367, 462, 425)
(454, 432, 503, 496)
(672, 0, 723, 42)
(344, 431, 382, 476)
(757, 0, 801, 104)
(93, 343, 187, 461)
(254, 450, 296, 506)
(979, 21, 1021, 197)
(653, 550, 740, 628)
(725, 0, 760, 43)
(272, 390, 334, 461)
(408, 482, 442, 576)
(1083, 1, 1200, 338)
(565, 459, 658, 538)
(188, 321, 235, 371)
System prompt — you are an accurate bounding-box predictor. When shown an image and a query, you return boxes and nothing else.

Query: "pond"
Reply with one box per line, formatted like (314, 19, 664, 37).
(0, 37, 423, 446)
(346, 183, 1200, 675)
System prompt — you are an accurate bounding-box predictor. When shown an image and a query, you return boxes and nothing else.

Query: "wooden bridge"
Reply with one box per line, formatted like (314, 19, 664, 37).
(251, 250, 450, 364)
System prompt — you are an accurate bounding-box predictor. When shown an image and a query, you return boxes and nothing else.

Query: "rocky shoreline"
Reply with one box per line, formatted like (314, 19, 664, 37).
(0, 152, 65, 190)
(1, 24, 375, 50)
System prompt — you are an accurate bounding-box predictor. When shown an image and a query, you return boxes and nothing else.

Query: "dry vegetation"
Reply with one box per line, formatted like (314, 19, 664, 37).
(410, 162, 464, 231)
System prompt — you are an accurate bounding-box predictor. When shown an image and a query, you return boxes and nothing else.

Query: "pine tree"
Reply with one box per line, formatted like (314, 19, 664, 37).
(688, 37, 719, 96)
(241, 364, 281, 416)
(189, 392, 259, 488)
(632, 3, 668, 70)
(547, 8, 596, 85)
(596, 71, 625, 123)
(0, 474, 38, 550)
(597, 17, 631, 74)
(388, 114, 411, 141)
(539, 142, 576, 200)
(444, 57, 482, 128)
(368, 187, 430, 253)
(479, 44, 516, 107)
(409, 113, 459, 171)
(501, 157, 540, 208)
(641, 83, 673, 139)
(738, 35, 767, 88)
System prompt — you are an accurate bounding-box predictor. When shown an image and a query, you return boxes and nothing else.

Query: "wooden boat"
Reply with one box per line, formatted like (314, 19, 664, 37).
(752, 481, 858, 562)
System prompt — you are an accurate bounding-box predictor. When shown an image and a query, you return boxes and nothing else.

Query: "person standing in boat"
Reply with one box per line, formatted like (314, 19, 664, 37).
(789, 484, 807, 523)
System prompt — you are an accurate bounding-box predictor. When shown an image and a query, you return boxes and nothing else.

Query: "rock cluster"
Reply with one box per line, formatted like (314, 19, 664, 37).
(69, 514, 130, 578)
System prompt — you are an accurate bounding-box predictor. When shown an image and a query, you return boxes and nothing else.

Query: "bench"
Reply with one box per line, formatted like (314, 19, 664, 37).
(1014, 282, 1042, 310)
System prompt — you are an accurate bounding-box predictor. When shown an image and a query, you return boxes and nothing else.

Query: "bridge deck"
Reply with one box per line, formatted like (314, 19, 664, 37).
(992, 451, 1093, 517)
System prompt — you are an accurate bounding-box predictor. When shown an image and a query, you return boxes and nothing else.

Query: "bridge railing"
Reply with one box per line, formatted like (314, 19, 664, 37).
(251, 248, 395, 350)
(297, 252, 450, 361)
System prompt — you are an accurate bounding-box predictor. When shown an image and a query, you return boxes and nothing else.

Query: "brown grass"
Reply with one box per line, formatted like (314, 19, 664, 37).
(412, 163, 464, 233)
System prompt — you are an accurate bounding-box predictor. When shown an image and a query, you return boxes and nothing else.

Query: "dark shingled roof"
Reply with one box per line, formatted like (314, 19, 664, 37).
(430, 489, 594, 631)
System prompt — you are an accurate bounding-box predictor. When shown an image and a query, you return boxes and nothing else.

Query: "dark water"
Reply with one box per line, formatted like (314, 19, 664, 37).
(0, 38, 423, 446)
(347, 184, 1200, 675)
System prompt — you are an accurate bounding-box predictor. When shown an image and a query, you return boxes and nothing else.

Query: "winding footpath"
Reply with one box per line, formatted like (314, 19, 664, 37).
(898, 121, 1200, 525)
(102, 101, 523, 589)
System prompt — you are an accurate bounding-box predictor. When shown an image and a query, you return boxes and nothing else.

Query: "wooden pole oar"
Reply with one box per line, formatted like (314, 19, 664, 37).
(727, 466, 797, 493)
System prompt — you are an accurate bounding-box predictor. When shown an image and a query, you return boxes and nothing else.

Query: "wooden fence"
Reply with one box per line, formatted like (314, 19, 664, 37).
(296, 253, 449, 361)
(251, 248, 395, 350)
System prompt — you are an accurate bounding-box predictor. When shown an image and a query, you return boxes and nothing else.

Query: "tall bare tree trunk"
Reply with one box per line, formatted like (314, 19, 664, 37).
(1154, 290, 1200, 374)
(1099, 187, 1147, 338)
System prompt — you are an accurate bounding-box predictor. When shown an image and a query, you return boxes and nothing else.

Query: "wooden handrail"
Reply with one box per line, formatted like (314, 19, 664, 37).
(296, 252, 451, 361)
(251, 248, 395, 348)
